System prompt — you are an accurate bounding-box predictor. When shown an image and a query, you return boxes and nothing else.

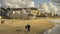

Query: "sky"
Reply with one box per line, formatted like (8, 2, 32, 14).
(34, 0, 60, 7)
(0, 0, 59, 13)
(34, 0, 51, 7)
(0, 0, 51, 8)
(34, 0, 50, 5)
(0, 0, 59, 8)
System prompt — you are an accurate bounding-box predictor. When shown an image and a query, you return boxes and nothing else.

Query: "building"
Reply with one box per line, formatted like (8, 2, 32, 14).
(0, 7, 40, 19)
(6, 8, 39, 19)
(0, 7, 2, 18)
(6, 8, 28, 19)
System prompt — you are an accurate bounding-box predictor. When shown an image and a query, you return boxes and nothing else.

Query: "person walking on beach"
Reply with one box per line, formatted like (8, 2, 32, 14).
(25, 24, 31, 32)
(1, 20, 5, 24)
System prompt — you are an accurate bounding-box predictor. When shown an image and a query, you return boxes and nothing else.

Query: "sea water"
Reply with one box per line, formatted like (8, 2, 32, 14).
(44, 20, 60, 34)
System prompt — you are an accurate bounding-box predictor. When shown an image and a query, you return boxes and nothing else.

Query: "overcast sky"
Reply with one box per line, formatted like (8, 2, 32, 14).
(34, 0, 60, 7)
(34, 0, 50, 5)
(0, 0, 59, 8)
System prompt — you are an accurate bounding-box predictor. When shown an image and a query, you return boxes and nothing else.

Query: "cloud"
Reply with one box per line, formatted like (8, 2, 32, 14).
(0, 4, 1, 7)
(52, 0, 60, 3)
(39, 2, 59, 13)
(48, 2, 59, 11)
(26, 0, 35, 8)
(0, 0, 35, 8)
(39, 3, 51, 13)
(51, 0, 60, 9)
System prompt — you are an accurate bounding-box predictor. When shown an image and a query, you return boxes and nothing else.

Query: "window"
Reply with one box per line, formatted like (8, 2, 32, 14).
(7, 13, 9, 16)
(0, 16, 2, 19)
(13, 11, 15, 14)
(17, 11, 20, 14)
(13, 11, 20, 14)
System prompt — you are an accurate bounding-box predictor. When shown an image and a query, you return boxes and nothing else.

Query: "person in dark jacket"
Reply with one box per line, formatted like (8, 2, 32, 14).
(25, 24, 31, 32)
(1, 20, 5, 24)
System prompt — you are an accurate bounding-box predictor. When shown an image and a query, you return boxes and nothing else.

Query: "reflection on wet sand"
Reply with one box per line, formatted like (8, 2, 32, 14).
(44, 20, 60, 34)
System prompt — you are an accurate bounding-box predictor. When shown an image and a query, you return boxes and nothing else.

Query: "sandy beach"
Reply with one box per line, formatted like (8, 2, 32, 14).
(0, 17, 55, 34)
